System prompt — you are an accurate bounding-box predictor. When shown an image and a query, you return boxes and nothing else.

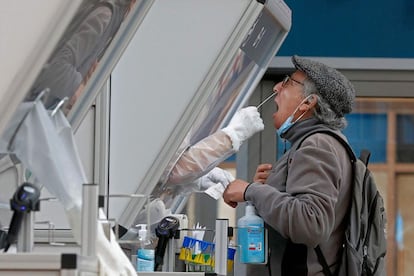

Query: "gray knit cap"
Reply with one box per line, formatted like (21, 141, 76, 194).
(292, 55, 355, 117)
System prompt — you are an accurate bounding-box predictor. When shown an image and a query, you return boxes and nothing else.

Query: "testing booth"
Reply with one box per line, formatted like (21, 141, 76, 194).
(0, 0, 291, 274)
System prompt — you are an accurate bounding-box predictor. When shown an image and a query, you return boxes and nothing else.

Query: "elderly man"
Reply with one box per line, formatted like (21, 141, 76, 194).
(223, 55, 356, 276)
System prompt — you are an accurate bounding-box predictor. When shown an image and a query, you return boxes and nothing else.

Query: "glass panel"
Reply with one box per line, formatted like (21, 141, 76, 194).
(186, 7, 288, 146)
(396, 115, 414, 163)
(157, 49, 259, 189)
(186, 49, 257, 146)
(157, 7, 292, 193)
(344, 113, 387, 163)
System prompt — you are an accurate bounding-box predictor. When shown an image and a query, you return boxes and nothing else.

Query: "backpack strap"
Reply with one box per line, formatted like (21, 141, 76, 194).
(315, 245, 334, 276)
(292, 128, 357, 164)
(359, 149, 371, 166)
(291, 128, 357, 276)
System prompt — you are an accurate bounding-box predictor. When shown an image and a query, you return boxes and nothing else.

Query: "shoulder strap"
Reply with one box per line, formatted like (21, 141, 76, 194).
(315, 245, 334, 276)
(359, 149, 371, 166)
(293, 128, 357, 164)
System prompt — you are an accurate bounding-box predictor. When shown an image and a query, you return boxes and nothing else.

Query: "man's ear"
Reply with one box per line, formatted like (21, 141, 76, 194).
(306, 94, 318, 107)
(300, 95, 317, 111)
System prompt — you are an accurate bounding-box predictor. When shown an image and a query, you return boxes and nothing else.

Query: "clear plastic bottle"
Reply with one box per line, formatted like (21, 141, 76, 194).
(237, 202, 265, 263)
(136, 224, 155, 272)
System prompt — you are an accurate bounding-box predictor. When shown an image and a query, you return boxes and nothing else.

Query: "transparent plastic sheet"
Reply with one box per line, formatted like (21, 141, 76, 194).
(0, 101, 135, 275)
(1, 102, 84, 210)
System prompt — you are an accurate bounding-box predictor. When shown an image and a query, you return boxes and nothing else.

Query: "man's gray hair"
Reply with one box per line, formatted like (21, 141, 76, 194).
(303, 78, 348, 130)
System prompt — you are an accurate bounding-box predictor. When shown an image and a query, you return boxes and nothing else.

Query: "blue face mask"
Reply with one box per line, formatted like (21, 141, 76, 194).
(277, 95, 314, 136)
(277, 114, 294, 136)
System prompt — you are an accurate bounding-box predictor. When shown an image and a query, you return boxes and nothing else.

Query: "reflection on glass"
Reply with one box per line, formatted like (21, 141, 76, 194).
(24, 0, 136, 115)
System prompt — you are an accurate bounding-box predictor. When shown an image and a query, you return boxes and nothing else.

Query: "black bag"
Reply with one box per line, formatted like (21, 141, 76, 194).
(294, 129, 387, 276)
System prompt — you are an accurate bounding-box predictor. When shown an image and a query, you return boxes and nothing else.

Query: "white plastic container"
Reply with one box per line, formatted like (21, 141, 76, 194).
(237, 202, 265, 263)
(136, 224, 155, 272)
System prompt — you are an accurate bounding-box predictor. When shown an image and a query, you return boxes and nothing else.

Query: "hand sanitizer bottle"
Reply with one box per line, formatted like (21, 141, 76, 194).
(237, 202, 265, 263)
(136, 224, 155, 272)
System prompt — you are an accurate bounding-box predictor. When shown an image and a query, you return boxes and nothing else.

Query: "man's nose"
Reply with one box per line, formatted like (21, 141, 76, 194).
(273, 82, 282, 92)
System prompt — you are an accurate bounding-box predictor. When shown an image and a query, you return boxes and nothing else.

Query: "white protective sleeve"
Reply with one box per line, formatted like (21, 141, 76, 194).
(167, 130, 235, 185)
(167, 106, 263, 185)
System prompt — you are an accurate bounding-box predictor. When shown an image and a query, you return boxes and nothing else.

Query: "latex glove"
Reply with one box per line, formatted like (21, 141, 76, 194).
(197, 167, 235, 190)
(195, 168, 235, 200)
(221, 106, 264, 151)
(172, 168, 235, 200)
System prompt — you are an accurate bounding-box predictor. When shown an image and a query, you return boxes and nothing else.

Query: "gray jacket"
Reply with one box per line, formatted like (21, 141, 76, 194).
(244, 118, 353, 276)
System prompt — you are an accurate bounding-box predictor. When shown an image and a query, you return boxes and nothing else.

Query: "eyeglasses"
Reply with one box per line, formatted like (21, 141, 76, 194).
(281, 75, 304, 88)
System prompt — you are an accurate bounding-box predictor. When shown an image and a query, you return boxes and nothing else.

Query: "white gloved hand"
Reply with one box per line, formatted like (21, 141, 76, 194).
(197, 167, 235, 190)
(221, 106, 264, 151)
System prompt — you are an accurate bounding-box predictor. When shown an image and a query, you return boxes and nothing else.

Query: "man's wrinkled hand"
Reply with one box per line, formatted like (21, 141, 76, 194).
(222, 179, 250, 208)
(253, 163, 272, 183)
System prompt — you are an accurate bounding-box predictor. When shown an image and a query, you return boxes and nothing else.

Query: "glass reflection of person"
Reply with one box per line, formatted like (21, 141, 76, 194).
(66, 0, 137, 111)
(29, 0, 137, 113)
(29, 3, 113, 112)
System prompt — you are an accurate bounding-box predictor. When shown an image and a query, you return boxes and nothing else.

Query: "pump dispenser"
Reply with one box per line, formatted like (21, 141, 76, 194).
(237, 202, 265, 263)
(136, 224, 155, 272)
